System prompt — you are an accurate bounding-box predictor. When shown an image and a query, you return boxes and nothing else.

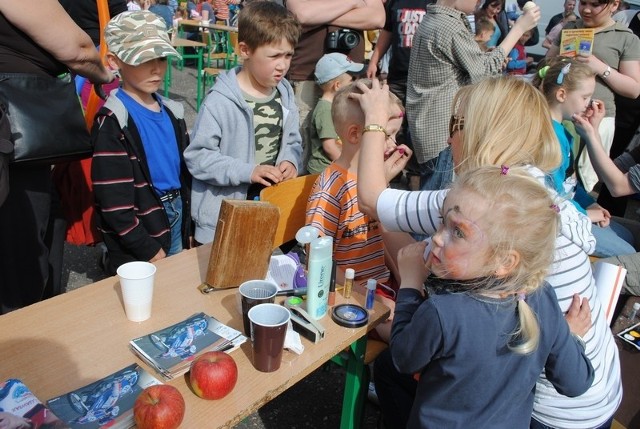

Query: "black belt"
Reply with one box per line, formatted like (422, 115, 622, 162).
(159, 189, 180, 202)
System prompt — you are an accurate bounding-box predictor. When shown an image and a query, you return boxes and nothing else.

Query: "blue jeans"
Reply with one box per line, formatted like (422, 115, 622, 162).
(419, 146, 455, 191)
(162, 196, 183, 256)
(592, 220, 636, 258)
(530, 416, 613, 429)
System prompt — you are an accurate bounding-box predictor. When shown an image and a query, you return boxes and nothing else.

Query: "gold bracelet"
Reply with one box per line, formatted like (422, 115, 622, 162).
(362, 124, 387, 135)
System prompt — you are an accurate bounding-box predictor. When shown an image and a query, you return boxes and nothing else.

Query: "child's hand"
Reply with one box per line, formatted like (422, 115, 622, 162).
(586, 203, 611, 227)
(383, 145, 412, 182)
(564, 294, 591, 337)
(251, 165, 283, 186)
(514, 4, 540, 31)
(278, 161, 298, 180)
(397, 241, 430, 291)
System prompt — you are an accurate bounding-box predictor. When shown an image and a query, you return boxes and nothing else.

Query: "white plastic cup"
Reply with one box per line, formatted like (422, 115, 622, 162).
(117, 261, 157, 322)
(201, 9, 209, 21)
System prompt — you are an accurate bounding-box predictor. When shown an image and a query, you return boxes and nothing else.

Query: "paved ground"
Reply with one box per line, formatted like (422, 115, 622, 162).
(63, 62, 383, 429)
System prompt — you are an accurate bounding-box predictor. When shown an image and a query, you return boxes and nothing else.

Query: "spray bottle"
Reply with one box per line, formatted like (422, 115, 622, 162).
(306, 236, 333, 320)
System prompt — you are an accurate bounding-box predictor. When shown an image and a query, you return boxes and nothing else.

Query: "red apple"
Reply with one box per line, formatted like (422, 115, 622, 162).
(134, 385, 185, 429)
(189, 351, 238, 400)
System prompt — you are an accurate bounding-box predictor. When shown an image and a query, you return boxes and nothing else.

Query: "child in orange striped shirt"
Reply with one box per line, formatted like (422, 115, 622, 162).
(305, 79, 413, 342)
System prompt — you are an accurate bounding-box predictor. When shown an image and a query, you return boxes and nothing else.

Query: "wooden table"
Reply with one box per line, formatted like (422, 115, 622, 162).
(165, 38, 206, 109)
(0, 244, 389, 428)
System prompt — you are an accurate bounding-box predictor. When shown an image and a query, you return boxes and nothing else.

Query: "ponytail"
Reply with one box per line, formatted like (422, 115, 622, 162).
(510, 298, 540, 355)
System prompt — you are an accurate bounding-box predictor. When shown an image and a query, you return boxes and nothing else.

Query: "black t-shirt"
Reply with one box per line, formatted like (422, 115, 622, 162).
(59, 0, 128, 45)
(0, 13, 66, 76)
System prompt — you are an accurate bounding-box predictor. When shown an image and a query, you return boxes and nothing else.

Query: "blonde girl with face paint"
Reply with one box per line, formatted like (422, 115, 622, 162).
(372, 165, 595, 429)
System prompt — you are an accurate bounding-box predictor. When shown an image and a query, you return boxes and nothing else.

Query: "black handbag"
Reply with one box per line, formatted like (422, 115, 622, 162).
(0, 72, 91, 165)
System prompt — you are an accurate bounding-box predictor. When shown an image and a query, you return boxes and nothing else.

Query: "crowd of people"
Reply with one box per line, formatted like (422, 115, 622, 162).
(1, 0, 640, 428)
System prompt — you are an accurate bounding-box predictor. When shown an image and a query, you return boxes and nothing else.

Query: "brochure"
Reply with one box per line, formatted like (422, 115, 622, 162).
(559, 28, 595, 57)
(46, 364, 161, 429)
(592, 261, 627, 326)
(0, 378, 67, 429)
(129, 312, 246, 380)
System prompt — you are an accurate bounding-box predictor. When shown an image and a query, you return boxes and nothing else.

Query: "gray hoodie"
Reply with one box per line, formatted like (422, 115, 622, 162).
(184, 67, 302, 244)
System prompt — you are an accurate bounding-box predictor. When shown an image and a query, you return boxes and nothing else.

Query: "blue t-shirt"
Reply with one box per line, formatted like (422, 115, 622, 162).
(116, 90, 181, 195)
(486, 21, 501, 48)
(548, 120, 594, 214)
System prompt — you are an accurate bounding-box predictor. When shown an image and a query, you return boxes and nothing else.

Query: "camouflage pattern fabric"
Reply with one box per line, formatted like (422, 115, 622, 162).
(105, 10, 181, 66)
(245, 90, 283, 166)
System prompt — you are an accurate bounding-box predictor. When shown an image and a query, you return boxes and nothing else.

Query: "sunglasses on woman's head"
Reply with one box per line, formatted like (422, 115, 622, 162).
(449, 115, 465, 137)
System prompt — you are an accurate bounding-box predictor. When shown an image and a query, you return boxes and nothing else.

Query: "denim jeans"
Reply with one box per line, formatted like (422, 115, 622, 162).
(591, 221, 636, 258)
(162, 196, 183, 256)
(419, 146, 455, 191)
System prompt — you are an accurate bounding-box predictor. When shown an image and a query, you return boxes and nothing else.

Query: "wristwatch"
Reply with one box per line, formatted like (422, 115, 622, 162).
(362, 124, 387, 135)
(601, 65, 611, 79)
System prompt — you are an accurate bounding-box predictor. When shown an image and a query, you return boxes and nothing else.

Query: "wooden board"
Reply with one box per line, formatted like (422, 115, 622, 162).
(204, 200, 279, 289)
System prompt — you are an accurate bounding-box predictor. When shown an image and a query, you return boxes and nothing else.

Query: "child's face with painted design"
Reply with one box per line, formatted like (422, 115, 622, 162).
(428, 188, 495, 280)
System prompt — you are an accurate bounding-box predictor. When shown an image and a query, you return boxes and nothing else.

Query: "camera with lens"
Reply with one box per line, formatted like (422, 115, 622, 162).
(325, 28, 361, 51)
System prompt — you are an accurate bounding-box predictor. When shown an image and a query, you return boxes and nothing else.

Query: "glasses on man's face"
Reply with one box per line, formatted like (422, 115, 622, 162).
(449, 115, 465, 138)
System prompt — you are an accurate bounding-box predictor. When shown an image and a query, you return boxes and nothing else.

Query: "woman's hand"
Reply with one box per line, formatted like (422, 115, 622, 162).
(564, 294, 591, 337)
(572, 99, 605, 144)
(397, 241, 430, 291)
(349, 79, 399, 127)
(574, 54, 606, 75)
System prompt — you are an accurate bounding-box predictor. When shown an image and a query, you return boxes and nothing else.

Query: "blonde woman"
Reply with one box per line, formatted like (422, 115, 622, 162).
(355, 76, 621, 429)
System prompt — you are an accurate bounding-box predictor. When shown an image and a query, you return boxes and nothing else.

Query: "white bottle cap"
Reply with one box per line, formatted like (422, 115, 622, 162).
(633, 302, 640, 310)
(345, 268, 355, 280)
(366, 278, 377, 290)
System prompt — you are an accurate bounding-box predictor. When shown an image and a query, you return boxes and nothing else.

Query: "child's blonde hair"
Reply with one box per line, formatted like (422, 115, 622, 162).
(532, 57, 596, 107)
(331, 78, 404, 131)
(238, 1, 301, 51)
(452, 76, 561, 174)
(450, 165, 559, 354)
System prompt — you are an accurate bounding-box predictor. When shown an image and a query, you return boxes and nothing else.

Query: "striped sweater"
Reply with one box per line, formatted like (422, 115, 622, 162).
(376, 165, 622, 428)
(306, 163, 390, 284)
(91, 90, 192, 275)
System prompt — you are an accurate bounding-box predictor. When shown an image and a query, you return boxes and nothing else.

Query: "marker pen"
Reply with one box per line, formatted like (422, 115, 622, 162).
(328, 260, 337, 306)
(365, 279, 377, 310)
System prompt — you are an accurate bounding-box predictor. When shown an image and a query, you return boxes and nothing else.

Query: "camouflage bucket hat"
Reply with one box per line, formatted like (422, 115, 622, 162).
(105, 10, 182, 66)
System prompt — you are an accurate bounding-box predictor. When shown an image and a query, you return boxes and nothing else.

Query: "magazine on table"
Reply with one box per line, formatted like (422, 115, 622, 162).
(46, 364, 161, 429)
(129, 312, 247, 380)
(0, 378, 68, 429)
